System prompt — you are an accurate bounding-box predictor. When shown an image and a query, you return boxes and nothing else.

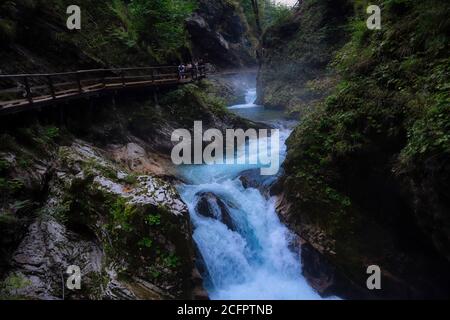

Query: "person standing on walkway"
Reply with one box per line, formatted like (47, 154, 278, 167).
(178, 63, 185, 80)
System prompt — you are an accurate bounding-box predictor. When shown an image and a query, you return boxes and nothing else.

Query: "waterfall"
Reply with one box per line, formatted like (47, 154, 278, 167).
(228, 88, 259, 109)
(176, 88, 330, 300)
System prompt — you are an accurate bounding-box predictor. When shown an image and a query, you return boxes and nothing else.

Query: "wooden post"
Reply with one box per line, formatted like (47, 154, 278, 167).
(23, 76, 33, 104)
(47, 75, 56, 99)
(121, 70, 125, 87)
(76, 72, 83, 93)
(102, 70, 106, 88)
(59, 104, 64, 126)
(153, 87, 159, 106)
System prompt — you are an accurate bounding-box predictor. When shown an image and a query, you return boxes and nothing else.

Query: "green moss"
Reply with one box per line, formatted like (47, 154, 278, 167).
(109, 197, 136, 233)
(42, 126, 60, 142)
(80, 158, 118, 182)
(138, 237, 153, 248)
(0, 159, 11, 173)
(122, 174, 139, 185)
(280, 0, 450, 284)
(0, 273, 32, 299)
(259, 0, 352, 113)
(0, 178, 25, 197)
(162, 254, 181, 269)
(0, 18, 16, 43)
(161, 83, 229, 122)
(145, 214, 161, 226)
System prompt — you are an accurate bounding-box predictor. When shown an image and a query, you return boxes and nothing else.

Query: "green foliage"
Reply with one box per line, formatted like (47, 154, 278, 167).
(122, 174, 138, 185)
(43, 126, 60, 142)
(163, 254, 180, 269)
(161, 83, 229, 122)
(0, 18, 16, 43)
(138, 237, 153, 248)
(110, 197, 136, 232)
(259, 0, 352, 112)
(55, 200, 72, 222)
(7, 0, 197, 66)
(0, 159, 11, 173)
(108, 0, 197, 62)
(240, 0, 292, 32)
(146, 214, 161, 226)
(0, 273, 31, 298)
(261, 1, 293, 27)
(80, 158, 118, 182)
(148, 266, 161, 278)
(284, 0, 450, 237)
(0, 178, 25, 197)
(400, 87, 450, 166)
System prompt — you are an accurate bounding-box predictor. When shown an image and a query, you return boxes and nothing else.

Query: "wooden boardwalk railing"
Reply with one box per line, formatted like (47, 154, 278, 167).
(0, 65, 206, 115)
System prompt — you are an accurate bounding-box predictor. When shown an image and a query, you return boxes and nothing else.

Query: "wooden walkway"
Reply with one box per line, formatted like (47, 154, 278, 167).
(0, 66, 206, 116)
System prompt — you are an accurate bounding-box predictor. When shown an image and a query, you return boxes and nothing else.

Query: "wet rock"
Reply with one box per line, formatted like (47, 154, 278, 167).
(109, 142, 176, 177)
(239, 169, 278, 198)
(1, 138, 202, 300)
(186, 0, 257, 69)
(6, 217, 103, 300)
(190, 268, 209, 300)
(195, 192, 236, 231)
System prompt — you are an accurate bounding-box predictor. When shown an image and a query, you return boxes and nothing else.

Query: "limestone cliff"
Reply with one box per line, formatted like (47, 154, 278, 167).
(257, 0, 352, 114)
(0, 82, 257, 300)
(186, 0, 258, 69)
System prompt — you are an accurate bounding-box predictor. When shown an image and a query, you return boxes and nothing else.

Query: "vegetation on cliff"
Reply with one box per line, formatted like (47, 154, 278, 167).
(257, 0, 352, 113)
(0, 0, 200, 73)
(266, 0, 450, 298)
(0, 78, 249, 299)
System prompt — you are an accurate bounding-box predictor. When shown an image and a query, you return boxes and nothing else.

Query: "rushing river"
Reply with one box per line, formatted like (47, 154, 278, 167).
(176, 88, 325, 300)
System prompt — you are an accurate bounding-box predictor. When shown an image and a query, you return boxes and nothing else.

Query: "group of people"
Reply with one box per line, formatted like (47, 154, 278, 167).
(178, 60, 205, 80)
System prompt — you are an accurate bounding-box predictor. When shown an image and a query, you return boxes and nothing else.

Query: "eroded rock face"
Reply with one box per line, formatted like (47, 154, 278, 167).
(8, 217, 104, 300)
(0, 79, 261, 300)
(109, 143, 176, 177)
(0, 140, 203, 300)
(186, 0, 257, 69)
(257, 0, 351, 113)
(195, 192, 236, 232)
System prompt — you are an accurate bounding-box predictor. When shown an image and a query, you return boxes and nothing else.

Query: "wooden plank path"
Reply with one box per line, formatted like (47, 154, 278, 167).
(0, 66, 206, 116)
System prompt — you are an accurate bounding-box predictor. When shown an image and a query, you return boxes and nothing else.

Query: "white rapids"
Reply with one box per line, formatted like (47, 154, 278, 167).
(176, 88, 336, 300)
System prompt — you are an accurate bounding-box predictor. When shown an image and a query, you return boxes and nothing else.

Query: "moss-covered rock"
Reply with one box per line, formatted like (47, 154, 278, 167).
(186, 0, 258, 69)
(257, 0, 352, 115)
(264, 0, 450, 298)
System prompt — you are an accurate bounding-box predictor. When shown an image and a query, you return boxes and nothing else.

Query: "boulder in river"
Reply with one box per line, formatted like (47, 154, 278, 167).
(195, 192, 236, 231)
(239, 169, 279, 198)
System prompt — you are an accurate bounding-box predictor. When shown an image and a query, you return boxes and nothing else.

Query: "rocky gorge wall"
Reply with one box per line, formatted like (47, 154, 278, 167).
(186, 0, 258, 69)
(0, 0, 257, 75)
(257, 0, 352, 114)
(0, 0, 261, 299)
(0, 81, 258, 299)
(260, 0, 450, 299)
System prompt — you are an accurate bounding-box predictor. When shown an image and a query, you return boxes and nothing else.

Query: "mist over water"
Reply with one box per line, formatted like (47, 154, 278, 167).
(228, 88, 259, 109)
(176, 88, 328, 300)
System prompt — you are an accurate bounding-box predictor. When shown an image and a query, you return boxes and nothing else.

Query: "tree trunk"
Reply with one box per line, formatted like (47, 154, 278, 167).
(250, 0, 262, 37)
(250, 0, 263, 66)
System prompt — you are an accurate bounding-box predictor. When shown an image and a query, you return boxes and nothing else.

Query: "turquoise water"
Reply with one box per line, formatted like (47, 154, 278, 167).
(176, 89, 329, 300)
